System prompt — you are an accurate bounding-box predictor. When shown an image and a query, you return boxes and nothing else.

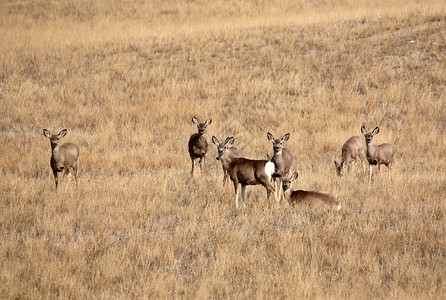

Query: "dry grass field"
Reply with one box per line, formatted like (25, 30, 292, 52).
(1, 0, 446, 298)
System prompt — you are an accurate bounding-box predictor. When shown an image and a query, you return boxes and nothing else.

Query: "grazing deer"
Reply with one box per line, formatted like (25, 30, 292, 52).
(228, 157, 277, 209)
(43, 129, 79, 190)
(267, 132, 293, 204)
(188, 116, 212, 177)
(282, 172, 342, 210)
(212, 136, 241, 186)
(334, 136, 365, 176)
(361, 126, 395, 181)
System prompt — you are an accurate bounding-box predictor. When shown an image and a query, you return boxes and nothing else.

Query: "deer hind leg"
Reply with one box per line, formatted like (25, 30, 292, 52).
(259, 176, 276, 204)
(360, 154, 366, 173)
(386, 162, 392, 178)
(233, 181, 240, 208)
(73, 164, 79, 188)
(65, 168, 73, 191)
(241, 184, 246, 209)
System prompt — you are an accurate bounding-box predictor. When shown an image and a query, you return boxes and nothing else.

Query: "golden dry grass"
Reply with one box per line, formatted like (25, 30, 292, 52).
(1, 0, 446, 298)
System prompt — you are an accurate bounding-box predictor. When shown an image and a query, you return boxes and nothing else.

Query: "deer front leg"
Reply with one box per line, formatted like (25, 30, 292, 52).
(199, 156, 205, 175)
(52, 169, 59, 190)
(190, 157, 195, 177)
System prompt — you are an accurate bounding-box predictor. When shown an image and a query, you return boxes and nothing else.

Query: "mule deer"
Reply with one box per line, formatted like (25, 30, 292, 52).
(282, 172, 342, 210)
(361, 126, 395, 181)
(43, 129, 79, 190)
(188, 117, 212, 177)
(212, 136, 241, 186)
(228, 157, 277, 208)
(334, 136, 365, 176)
(267, 132, 293, 203)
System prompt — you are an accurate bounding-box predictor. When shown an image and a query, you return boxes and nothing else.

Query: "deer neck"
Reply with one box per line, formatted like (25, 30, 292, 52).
(283, 187, 292, 201)
(366, 140, 377, 158)
(51, 144, 61, 159)
(221, 149, 237, 168)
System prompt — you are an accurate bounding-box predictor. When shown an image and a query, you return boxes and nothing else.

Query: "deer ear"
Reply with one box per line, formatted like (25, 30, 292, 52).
(334, 160, 338, 167)
(205, 118, 212, 126)
(282, 133, 290, 142)
(267, 132, 274, 141)
(192, 116, 199, 125)
(212, 136, 219, 145)
(225, 136, 234, 147)
(291, 172, 298, 181)
(361, 126, 367, 135)
(372, 127, 379, 135)
(58, 129, 67, 138)
(43, 129, 51, 138)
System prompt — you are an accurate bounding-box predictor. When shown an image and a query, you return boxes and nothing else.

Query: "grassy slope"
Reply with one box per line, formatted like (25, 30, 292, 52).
(1, 0, 446, 298)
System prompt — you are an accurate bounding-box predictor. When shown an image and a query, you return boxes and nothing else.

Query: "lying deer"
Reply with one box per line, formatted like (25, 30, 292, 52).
(282, 172, 342, 210)
(43, 129, 79, 190)
(188, 116, 212, 177)
(212, 136, 241, 186)
(361, 126, 395, 181)
(228, 156, 277, 209)
(334, 136, 365, 176)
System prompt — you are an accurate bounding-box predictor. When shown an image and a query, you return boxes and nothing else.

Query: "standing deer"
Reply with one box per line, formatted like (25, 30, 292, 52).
(267, 132, 293, 204)
(361, 126, 395, 181)
(212, 136, 241, 186)
(282, 172, 342, 210)
(228, 157, 277, 209)
(334, 136, 365, 176)
(188, 116, 212, 177)
(43, 129, 79, 190)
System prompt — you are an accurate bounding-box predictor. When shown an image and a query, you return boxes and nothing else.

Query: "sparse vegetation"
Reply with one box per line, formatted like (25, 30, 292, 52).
(1, 0, 446, 298)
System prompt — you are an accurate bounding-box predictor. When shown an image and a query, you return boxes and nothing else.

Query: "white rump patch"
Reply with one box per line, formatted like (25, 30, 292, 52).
(264, 161, 275, 181)
(337, 203, 342, 211)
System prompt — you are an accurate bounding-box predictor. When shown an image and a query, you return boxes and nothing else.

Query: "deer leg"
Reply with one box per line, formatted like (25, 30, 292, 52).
(73, 164, 79, 196)
(259, 176, 276, 203)
(369, 164, 373, 182)
(274, 178, 281, 203)
(276, 178, 282, 205)
(223, 168, 228, 186)
(190, 157, 195, 177)
(233, 181, 239, 208)
(361, 155, 366, 173)
(199, 156, 205, 175)
(73, 164, 79, 188)
(387, 163, 392, 178)
(241, 184, 246, 208)
(60, 168, 67, 188)
(53, 169, 59, 190)
(65, 168, 72, 191)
